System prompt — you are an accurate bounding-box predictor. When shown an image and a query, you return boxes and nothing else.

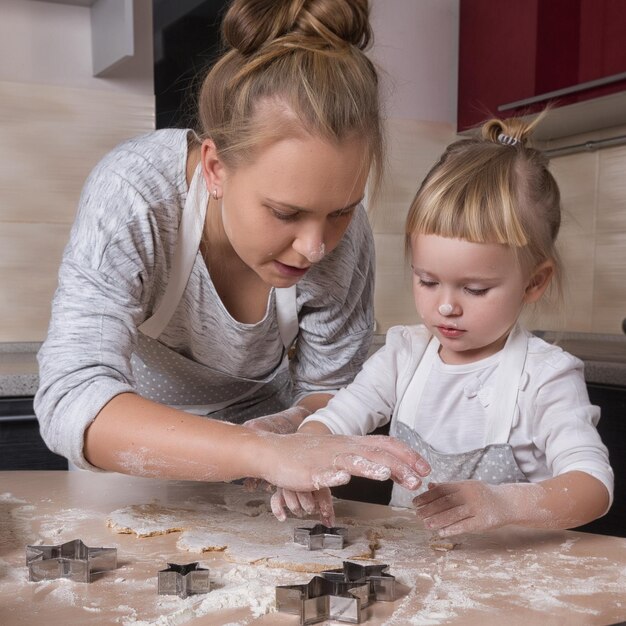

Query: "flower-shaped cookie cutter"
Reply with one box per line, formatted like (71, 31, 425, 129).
(158, 562, 210, 598)
(276, 575, 369, 624)
(321, 561, 396, 602)
(293, 523, 346, 550)
(25, 538, 117, 583)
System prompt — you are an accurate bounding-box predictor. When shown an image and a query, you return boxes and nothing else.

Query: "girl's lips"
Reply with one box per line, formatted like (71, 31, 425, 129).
(273, 260, 310, 278)
(437, 325, 466, 339)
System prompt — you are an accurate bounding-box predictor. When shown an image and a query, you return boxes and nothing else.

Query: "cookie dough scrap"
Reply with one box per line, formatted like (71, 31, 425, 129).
(430, 540, 458, 552)
(107, 503, 204, 538)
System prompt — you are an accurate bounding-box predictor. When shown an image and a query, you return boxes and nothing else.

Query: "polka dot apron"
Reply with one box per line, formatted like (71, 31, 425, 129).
(132, 165, 298, 422)
(389, 325, 529, 508)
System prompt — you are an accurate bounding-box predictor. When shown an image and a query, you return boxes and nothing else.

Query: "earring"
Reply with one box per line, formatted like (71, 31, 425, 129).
(211, 188, 218, 200)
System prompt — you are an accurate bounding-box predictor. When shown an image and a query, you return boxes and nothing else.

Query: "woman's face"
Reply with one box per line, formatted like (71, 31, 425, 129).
(203, 133, 370, 288)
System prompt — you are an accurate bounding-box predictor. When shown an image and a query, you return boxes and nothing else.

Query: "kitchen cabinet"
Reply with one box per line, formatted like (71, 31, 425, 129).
(0, 397, 67, 471)
(458, 0, 626, 136)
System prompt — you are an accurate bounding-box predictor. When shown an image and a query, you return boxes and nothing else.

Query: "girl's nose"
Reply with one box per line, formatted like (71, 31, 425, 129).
(438, 303, 454, 317)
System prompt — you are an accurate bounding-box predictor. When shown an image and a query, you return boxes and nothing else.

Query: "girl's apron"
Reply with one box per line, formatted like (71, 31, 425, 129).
(131, 165, 298, 420)
(390, 325, 529, 507)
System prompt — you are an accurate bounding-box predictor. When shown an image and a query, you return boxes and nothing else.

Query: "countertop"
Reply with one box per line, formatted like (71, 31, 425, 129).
(1, 330, 624, 398)
(2, 471, 626, 625)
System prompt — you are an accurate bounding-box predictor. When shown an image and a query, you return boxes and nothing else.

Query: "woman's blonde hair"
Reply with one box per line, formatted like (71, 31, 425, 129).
(196, 0, 383, 189)
(406, 114, 563, 303)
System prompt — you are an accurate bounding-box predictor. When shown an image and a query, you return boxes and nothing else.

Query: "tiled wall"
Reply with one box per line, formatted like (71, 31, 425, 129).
(370, 120, 626, 336)
(0, 81, 154, 342)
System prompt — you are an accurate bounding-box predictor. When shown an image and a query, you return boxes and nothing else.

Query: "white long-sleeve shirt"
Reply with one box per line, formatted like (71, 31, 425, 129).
(302, 325, 614, 500)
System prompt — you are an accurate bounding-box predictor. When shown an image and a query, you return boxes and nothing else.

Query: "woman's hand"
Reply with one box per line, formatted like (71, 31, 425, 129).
(244, 406, 311, 435)
(242, 406, 311, 491)
(413, 481, 514, 537)
(254, 432, 430, 494)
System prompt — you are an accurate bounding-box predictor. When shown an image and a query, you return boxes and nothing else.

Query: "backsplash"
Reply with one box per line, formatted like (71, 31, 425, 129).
(0, 80, 154, 342)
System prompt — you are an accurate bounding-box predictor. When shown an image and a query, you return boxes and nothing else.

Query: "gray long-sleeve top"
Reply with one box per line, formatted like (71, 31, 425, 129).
(35, 129, 375, 468)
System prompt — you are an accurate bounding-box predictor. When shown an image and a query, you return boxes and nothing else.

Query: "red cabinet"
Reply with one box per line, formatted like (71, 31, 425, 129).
(458, 0, 626, 133)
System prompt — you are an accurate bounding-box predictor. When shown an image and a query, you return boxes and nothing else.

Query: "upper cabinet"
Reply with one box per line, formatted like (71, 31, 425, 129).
(458, 0, 626, 138)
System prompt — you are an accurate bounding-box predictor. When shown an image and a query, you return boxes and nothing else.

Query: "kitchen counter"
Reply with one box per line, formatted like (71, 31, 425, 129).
(1, 471, 626, 625)
(0, 343, 39, 397)
(0, 330, 624, 399)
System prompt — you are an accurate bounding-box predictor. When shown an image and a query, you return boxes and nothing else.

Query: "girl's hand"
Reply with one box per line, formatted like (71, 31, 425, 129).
(413, 481, 513, 537)
(256, 433, 431, 494)
(270, 487, 335, 526)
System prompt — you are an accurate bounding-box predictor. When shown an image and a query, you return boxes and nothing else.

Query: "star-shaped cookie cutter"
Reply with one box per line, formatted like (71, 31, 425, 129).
(25, 539, 117, 583)
(293, 523, 346, 550)
(276, 575, 369, 624)
(321, 560, 396, 602)
(158, 562, 210, 598)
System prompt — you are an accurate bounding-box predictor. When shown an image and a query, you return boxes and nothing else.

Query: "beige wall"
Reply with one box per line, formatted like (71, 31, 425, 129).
(541, 125, 626, 334)
(0, 0, 154, 342)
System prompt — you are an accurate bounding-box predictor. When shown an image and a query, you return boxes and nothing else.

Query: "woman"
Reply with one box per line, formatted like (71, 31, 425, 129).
(34, 0, 429, 518)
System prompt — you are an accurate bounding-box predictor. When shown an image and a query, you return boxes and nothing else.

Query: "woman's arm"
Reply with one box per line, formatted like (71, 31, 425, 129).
(413, 471, 610, 537)
(85, 392, 430, 493)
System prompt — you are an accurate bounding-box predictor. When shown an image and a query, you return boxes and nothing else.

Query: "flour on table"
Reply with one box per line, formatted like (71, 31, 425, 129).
(107, 493, 386, 573)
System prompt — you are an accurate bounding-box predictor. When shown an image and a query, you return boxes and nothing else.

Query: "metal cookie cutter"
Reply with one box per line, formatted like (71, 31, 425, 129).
(158, 562, 210, 598)
(294, 523, 346, 550)
(276, 575, 369, 625)
(25, 539, 117, 583)
(322, 561, 396, 602)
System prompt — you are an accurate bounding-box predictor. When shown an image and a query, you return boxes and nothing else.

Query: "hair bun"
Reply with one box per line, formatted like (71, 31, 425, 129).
(222, 0, 371, 55)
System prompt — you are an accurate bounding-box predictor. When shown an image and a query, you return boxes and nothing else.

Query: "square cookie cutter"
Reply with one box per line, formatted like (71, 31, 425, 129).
(26, 538, 117, 583)
(158, 562, 210, 598)
(276, 575, 369, 625)
(294, 523, 346, 550)
(321, 561, 396, 602)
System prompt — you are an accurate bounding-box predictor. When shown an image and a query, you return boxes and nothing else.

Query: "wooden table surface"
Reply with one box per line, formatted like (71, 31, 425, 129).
(1, 471, 625, 626)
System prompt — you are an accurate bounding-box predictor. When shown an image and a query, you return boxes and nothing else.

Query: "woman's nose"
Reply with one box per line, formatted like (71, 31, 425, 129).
(293, 226, 326, 263)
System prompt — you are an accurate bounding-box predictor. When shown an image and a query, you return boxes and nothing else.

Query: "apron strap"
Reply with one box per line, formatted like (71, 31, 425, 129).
(139, 164, 207, 339)
(483, 324, 528, 445)
(394, 334, 439, 429)
(275, 286, 298, 350)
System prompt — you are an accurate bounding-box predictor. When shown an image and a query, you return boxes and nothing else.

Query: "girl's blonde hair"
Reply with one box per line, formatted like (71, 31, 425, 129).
(196, 0, 383, 189)
(406, 114, 563, 303)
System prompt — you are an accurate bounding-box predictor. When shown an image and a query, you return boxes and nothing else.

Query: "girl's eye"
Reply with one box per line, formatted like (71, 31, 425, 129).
(466, 287, 490, 296)
(418, 278, 438, 288)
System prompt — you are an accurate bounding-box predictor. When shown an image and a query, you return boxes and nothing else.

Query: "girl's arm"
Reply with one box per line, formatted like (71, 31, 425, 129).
(413, 471, 610, 537)
(85, 392, 429, 493)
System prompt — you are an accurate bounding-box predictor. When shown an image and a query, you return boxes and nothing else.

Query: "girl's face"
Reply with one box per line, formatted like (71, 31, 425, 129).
(410, 234, 550, 365)
(203, 133, 369, 288)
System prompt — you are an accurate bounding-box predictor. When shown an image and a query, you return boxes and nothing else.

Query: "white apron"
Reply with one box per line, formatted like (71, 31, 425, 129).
(390, 325, 529, 507)
(131, 166, 298, 420)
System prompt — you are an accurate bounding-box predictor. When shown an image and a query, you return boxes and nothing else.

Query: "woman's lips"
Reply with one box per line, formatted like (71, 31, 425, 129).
(437, 325, 465, 339)
(273, 260, 310, 278)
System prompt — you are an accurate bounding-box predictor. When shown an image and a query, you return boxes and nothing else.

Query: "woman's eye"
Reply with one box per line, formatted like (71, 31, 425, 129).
(466, 287, 489, 296)
(271, 209, 299, 222)
(330, 208, 355, 220)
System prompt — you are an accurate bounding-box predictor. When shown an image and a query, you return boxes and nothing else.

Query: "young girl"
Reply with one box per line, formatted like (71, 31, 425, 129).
(296, 115, 614, 536)
(34, 0, 429, 504)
